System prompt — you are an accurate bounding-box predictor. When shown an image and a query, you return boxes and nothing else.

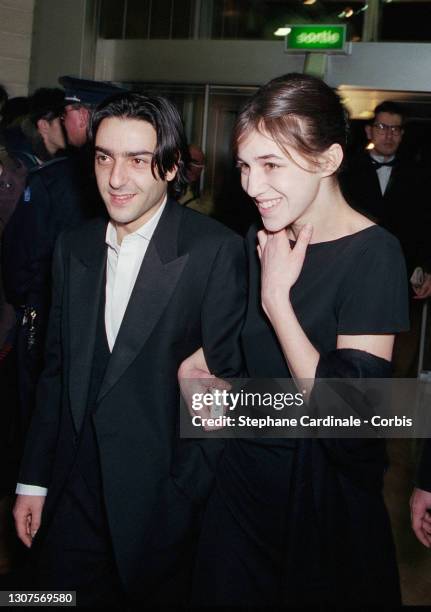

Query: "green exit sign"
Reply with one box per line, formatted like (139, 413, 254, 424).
(285, 25, 347, 53)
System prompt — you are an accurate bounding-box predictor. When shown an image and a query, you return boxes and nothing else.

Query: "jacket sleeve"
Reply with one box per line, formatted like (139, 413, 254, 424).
(171, 233, 247, 506)
(201, 233, 247, 378)
(18, 233, 66, 487)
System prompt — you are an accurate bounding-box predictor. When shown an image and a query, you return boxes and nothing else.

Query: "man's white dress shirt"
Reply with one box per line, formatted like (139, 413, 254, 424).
(16, 200, 167, 496)
(370, 153, 395, 195)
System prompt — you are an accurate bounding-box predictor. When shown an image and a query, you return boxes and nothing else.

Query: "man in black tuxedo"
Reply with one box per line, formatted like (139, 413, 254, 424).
(12, 93, 246, 605)
(341, 101, 430, 279)
(340, 101, 431, 374)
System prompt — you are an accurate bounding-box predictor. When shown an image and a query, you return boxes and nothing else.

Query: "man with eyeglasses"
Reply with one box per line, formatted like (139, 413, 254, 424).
(178, 144, 215, 215)
(341, 101, 431, 374)
(341, 101, 408, 223)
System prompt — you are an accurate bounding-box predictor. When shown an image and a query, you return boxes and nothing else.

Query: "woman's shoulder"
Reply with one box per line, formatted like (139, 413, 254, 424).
(351, 224, 400, 248)
(326, 224, 403, 259)
(335, 224, 407, 298)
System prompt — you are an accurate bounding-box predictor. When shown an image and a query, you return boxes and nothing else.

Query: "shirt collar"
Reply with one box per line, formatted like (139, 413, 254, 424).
(370, 152, 395, 164)
(105, 197, 167, 253)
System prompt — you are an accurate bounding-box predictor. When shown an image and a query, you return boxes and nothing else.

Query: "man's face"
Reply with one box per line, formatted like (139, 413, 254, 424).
(94, 117, 176, 239)
(61, 104, 89, 147)
(187, 145, 205, 183)
(365, 111, 404, 158)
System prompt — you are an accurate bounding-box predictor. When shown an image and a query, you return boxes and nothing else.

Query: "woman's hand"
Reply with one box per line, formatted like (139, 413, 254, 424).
(257, 224, 312, 319)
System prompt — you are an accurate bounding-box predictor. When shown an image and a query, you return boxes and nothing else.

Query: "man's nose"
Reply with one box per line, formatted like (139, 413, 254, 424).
(109, 160, 128, 189)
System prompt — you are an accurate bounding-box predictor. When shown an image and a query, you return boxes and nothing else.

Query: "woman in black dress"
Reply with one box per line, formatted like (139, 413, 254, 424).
(179, 73, 408, 606)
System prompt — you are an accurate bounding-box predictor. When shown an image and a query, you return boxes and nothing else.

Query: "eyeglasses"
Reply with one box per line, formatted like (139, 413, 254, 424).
(372, 122, 403, 135)
(190, 160, 205, 169)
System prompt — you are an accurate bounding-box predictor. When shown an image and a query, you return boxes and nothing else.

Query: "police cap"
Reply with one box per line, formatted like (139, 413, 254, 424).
(58, 76, 125, 107)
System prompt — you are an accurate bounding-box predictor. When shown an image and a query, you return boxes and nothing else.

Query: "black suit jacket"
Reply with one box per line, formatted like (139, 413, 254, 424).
(340, 152, 431, 273)
(19, 198, 246, 594)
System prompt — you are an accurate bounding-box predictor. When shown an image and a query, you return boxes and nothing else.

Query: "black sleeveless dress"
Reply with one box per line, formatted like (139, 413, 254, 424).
(192, 224, 409, 606)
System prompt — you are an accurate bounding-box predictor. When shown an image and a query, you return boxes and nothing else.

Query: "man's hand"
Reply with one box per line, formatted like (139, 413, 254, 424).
(413, 273, 431, 299)
(410, 487, 431, 547)
(178, 348, 231, 431)
(13, 494, 45, 548)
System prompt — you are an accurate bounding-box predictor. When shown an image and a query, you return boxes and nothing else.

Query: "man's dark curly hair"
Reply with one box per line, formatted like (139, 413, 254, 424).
(90, 92, 190, 198)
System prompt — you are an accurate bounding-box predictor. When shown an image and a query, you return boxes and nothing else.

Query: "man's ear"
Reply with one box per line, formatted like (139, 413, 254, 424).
(165, 166, 178, 182)
(37, 118, 49, 136)
(78, 107, 90, 128)
(365, 124, 373, 142)
(320, 143, 344, 177)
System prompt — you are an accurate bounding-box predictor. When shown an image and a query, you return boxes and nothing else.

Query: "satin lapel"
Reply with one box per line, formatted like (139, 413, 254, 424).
(97, 199, 187, 403)
(383, 164, 399, 200)
(68, 220, 107, 432)
(367, 158, 383, 198)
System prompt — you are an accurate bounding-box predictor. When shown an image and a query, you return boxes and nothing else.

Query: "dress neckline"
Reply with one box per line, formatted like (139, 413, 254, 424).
(289, 224, 379, 249)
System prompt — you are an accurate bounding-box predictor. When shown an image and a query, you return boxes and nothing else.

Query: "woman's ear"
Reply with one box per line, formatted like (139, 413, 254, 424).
(36, 118, 49, 136)
(320, 143, 344, 177)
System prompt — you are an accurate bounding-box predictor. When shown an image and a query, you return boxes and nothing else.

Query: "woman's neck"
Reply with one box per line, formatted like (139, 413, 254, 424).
(288, 178, 372, 243)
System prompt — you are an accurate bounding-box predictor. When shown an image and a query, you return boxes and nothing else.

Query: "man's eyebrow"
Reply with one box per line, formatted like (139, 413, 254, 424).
(94, 146, 154, 157)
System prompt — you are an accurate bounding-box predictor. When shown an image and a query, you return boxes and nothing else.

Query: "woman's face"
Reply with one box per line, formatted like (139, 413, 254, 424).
(236, 128, 323, 232)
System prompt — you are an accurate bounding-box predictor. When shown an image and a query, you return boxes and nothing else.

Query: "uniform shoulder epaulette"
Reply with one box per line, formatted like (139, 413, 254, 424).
(29, 155, 69, 174)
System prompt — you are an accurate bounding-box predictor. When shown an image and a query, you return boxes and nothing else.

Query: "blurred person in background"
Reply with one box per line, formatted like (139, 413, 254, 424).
(340, 101, 431, 376)
(23, 88, 66, 162)
(2, 78, 121, 443)
(179, 144, 211, 214)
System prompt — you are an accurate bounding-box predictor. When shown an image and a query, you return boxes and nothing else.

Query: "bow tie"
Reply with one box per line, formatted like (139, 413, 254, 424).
(371, 158, 397, 170)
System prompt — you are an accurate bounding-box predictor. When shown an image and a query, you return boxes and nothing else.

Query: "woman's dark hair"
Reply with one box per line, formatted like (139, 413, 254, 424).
(233, 73, 349, 171)
(90, 92, 189, 197)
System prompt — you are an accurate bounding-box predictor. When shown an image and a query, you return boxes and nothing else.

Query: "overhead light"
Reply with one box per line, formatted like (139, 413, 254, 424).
(360, 110, 374, 119)
(274, 27, 292, 36)
(366, 142, 375, 150)
(303, 0, 316, 5)
(338, 6, 354, 17)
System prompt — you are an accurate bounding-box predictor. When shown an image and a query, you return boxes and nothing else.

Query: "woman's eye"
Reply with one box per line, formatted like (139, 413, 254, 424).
(265, 162, 279, 170)
(95, 154, 110, 164)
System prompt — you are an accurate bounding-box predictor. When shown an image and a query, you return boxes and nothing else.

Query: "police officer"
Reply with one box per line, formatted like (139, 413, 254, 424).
(58, 76, 124, 217)
(2, 77, 124, 441)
